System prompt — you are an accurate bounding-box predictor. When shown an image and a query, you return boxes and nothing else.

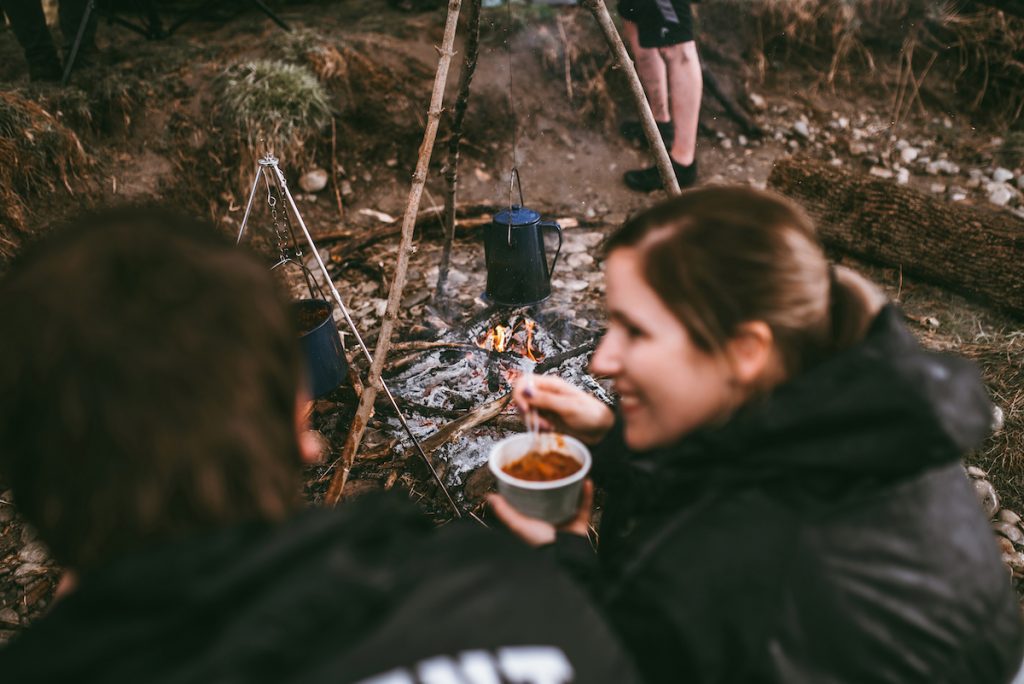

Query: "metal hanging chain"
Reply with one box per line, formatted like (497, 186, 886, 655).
(505, 0, 522, 227)
(237, 155, 462, 518)
(263, 168, 317, 300)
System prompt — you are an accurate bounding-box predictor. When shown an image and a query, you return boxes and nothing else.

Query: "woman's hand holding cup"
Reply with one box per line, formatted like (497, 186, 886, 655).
(511, 374, 615, 446)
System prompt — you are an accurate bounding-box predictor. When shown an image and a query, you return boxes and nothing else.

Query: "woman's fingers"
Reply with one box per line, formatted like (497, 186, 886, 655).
(561, 480, 594, 537)
(487, 494, 557, 546)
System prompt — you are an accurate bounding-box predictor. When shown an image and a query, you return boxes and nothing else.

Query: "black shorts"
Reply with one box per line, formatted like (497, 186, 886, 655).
(618, 0, 695, 48)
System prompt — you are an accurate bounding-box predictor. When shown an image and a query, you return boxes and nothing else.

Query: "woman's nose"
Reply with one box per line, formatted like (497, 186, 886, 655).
(589, 332, 621, 378)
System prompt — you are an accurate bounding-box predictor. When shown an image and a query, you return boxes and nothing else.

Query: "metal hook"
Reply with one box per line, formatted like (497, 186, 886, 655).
(507, 166, 525, 246)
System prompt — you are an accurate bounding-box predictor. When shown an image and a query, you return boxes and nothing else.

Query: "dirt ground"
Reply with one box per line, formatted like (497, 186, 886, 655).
(0, 0, 1022, 639)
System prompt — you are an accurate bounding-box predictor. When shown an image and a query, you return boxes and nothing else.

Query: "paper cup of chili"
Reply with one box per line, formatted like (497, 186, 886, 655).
(489, 432, 592, 524)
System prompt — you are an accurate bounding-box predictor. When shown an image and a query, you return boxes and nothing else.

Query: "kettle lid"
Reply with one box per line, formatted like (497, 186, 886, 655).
(493, 204, 540, 227)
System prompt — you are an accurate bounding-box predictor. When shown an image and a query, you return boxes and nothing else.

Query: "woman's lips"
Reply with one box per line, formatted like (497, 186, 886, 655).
(619, 393, 640, 413)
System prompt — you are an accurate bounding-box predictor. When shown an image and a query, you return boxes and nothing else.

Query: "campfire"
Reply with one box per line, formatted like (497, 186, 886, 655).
(476, 317, 545, 362)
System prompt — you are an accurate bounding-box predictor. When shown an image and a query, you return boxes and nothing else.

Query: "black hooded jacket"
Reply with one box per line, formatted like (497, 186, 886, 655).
(0, 493, 641, 683)
(552, 305, 1023, 683)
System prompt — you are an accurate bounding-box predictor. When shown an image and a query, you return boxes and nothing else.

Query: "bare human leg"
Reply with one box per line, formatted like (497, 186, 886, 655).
(659, 41, 702, 166)
(622, 19, 671, 123)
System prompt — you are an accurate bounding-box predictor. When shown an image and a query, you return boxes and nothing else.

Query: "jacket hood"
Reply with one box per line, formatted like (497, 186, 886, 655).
(1, 494, 433, 682)
(645, 305, 993, 482)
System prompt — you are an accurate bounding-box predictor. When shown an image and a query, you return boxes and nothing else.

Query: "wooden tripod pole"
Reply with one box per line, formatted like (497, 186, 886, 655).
(581, 0, 681, 195)
(326, 0, 464, 508)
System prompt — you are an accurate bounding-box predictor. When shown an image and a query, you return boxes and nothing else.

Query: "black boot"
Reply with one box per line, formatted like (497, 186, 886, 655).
(619, 119, 674, 147)
(623, 159, 698, 193)
(4, 0, 64, 81)
(28, 55, 64, 82)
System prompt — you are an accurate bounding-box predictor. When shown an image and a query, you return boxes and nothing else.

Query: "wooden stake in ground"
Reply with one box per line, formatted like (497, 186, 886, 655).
(769, 157, 1024, 318)
(326, 0, 465, 507)
(435, 0, 483, 305)
(580, 0, 680, 195)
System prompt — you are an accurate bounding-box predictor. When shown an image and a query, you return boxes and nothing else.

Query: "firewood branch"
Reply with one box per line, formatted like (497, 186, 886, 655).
(326, 0, 465, 508)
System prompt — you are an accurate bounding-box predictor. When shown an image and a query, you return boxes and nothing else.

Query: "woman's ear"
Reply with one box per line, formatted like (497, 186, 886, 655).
(725, 321, 778, 387)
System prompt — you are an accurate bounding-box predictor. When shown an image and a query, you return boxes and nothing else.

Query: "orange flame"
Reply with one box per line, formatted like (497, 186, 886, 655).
(477, 318, 545, 361)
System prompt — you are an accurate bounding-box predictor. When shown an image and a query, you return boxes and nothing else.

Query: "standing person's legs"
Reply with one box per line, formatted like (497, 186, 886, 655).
(623, 0, 701, 192)
(660, 40, 701, 166)
(1, 0, 62, 81)
(622, 19, 670, 123)
(618, 1, 674, 144)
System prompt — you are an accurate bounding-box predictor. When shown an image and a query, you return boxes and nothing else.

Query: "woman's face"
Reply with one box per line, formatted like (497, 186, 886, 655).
(590, 248, 738, 451)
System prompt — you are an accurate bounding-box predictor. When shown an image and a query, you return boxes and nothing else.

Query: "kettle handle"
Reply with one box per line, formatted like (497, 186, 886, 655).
(540, 221, 563, 276)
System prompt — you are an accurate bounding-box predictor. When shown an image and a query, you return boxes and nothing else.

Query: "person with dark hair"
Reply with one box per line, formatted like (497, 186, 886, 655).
(492, 186, 1024, 683)
(617, 0, 702, 192)
(1, 0, 96, 81)
(0, 208, 641, 683)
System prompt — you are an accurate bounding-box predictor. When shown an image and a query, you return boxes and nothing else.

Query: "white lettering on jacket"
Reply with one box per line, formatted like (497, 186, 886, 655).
(356, 646, 575, 684)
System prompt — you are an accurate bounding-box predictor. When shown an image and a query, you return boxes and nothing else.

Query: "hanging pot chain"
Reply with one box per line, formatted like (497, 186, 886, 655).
(505, 0, 522, 246)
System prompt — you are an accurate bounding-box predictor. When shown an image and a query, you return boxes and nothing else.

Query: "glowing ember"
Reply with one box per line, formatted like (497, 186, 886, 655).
(477, 318, 545, 361)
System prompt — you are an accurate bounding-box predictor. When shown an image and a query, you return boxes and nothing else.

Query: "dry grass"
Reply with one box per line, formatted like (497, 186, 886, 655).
(0, 93, 88, 266)
(213, 59, 332, 180)
(702, 0, 1024, 125)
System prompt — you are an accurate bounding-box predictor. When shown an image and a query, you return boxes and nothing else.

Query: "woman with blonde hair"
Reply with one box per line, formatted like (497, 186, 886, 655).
(493, 186, 1024, 683)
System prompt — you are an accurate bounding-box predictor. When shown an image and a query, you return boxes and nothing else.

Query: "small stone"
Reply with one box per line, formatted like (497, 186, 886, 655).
(447, 268, 469, 288)
(950, 192, 967, 202)
(973, 479, 1000, 519)
(992, 405, 1005, 435)
(1004, 552, 1024, 578)
(18, 542, 47, 565)
(921, 316, 940, 329)
(787, 139, 799, 151)
(385, 158, 398, 168)
(298, 169, 328, 194)
(994, 521, 1024, 545)
(828, 158, 844, 167)
(463, 466, 496, 502)
(792, 121, 811, 139)
(737, 135, 748, 146)
(967, 465, 988, 479)
(0, 608, 18, 627)
(989, 184, 1013, 207)
(926, 159, 960, 176)
(998, 508, 1021, 526)
(869, 166, 893, 179)
(720, 138, 733, 150)
(965, 177, 982, 190)
(13, 563, 47, 585)
(567, 252, 594, 269)
(896, 168, 910, 185)
(992, 167, 1014, 184)
(999, 536, 1016, 555)
(340, 180, 354, 197)
(561, 279, 589, 292)
(748, 93, 766, 110)
(849, 141, 869, 156)
(899, 147, 919, 165)
(930, 183, 947, 194)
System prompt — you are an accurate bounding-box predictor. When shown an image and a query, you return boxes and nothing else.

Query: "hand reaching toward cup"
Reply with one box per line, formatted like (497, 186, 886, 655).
(489, 480, 594, 547)
(511, 374, 615, 446)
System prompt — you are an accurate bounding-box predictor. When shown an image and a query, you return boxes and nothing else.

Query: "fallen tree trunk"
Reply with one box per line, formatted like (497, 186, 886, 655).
(768, 157, 1024, 318)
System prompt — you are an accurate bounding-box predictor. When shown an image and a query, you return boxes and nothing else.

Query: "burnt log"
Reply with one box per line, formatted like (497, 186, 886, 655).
(768, 157, 1024, 318)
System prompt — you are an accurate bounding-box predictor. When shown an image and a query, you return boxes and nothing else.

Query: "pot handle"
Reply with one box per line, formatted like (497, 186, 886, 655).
(540, 220, 563, 276)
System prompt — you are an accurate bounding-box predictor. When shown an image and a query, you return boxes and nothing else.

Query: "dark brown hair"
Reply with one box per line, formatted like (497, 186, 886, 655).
(605, 186, 878, 376)
(0, 207, 303, 569)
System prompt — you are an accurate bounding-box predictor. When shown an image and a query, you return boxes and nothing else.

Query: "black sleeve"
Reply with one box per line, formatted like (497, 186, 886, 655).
(589, 411, 629, 489)
(539, 532, 602, 598)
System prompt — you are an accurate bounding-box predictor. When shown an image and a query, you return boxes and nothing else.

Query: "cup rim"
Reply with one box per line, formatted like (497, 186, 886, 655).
(489, 432, 591, 491)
